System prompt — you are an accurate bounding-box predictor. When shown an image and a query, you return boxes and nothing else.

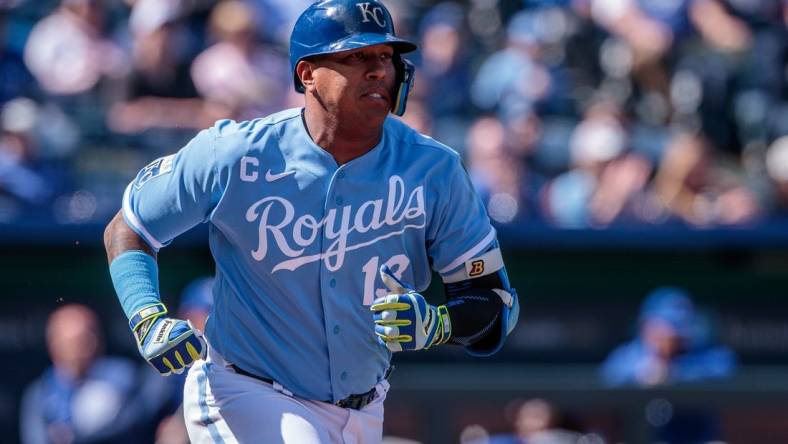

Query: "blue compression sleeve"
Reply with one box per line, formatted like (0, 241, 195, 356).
(109, 250, 161, 319)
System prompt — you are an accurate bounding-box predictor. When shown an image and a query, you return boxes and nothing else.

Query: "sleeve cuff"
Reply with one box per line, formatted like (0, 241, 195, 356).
(122, 182, 165, 251)
(437, 226, 497, 275)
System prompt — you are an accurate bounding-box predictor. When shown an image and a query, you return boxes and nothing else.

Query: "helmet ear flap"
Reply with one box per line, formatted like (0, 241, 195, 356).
(391, 56, 415, 116)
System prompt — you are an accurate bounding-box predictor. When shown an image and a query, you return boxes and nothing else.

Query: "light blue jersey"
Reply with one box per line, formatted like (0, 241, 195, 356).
(122, 108, 497, 402)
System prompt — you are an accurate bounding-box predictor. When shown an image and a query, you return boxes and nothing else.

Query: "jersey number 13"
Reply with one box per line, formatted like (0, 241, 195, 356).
(361, 254, 410, 305)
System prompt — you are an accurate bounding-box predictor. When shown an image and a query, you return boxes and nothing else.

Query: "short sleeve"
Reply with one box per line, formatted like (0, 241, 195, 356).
(122, 127, 223, 250)
(427, 156, 496, 276)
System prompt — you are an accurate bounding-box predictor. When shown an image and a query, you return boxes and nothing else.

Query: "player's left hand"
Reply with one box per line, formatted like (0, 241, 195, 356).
(371, 265, 451, 352)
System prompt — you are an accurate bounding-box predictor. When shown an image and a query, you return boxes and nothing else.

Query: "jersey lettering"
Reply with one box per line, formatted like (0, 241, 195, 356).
(362, 254, 410, 305)
(245, 175, 425, 272)
(240, 156, 259, 182)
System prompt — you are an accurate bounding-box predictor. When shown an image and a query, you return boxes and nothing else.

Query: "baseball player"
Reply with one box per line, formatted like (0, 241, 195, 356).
(103, 1, 519, 443)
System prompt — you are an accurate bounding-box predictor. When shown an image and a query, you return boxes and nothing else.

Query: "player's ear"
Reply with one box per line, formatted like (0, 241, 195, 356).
(296, 60, 316, 92)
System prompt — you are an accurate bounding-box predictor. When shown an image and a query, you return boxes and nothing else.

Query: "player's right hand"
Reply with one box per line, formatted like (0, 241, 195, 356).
(130, 303, 206, 376)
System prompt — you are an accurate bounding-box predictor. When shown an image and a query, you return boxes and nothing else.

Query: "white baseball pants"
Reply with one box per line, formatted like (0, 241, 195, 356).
(183, 345, 388, 444)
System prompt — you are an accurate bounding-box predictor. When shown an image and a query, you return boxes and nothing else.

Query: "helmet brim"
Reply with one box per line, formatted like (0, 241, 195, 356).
(321, 32, 417, 54)
(293, 33, 417, 92)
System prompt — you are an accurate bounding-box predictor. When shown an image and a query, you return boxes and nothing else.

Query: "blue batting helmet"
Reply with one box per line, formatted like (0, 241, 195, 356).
(639, 287, 697, 340)
(289, 0, 417, 116)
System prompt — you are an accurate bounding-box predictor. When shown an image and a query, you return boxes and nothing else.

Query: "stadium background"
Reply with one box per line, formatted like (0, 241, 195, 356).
(2, 0, 787, 442)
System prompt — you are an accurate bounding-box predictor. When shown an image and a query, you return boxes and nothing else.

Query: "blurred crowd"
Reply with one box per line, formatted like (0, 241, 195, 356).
(457, 287, 736, 444)
(23, 279, 735, 444)
(20, 277, 214, 444)
(1, 0, 787, 229)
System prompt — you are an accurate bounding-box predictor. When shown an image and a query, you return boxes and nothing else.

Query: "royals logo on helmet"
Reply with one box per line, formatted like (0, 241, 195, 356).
(356, 2, 387, 27)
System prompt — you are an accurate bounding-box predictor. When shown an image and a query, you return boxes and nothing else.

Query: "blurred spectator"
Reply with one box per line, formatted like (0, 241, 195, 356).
(589, 0, 691, 99)
(764, 135, 788, 214)
(598, 0, 693, 59)
(0, 97, 73, 221)
(689, 0, 752, 54)
(560, 0, 608, 102)
(471, 9, 555, 119)
(248, 0, 314, 44)
(19, 304, 170, 444)
(190, 0, 291, 121)
(176, 276, 214, 332)
(0, 0, 785, 230)
(412, 2, 471, 117)
(153, 276, 214, 444)
(602, 287, 737, 386)
(396, 98, 433, 136)
(22, 0, 128, 140)
(681, 0, 785, 152)
(23, 0, 127, 96)
(466, 116, 545, 224)
(601, 287, 737, 443)
(473, 398, 591, 444)
(408, 2, 473, 147)
(651, 132, 761, 226)
(107, 0, 225, 134)
(542, 98, 652, 228)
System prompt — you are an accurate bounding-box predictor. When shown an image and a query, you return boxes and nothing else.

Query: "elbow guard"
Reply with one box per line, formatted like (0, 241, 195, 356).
(443, 248, 520, 356)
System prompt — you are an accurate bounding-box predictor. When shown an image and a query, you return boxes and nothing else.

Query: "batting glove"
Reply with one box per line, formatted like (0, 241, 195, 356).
(129, 303, 206, 376)
(371, 265, 451, 352)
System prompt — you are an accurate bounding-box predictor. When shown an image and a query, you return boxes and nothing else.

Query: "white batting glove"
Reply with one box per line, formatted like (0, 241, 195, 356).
(130, 303, 206, 376)
(370, 265, 451, 352)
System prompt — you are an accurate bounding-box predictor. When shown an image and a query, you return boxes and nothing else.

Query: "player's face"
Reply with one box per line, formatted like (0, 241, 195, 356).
(310, 44, 397, 127)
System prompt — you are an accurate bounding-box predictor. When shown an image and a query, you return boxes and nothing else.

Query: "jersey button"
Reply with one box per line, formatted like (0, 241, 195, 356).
(337, 171, 346, 179)
(333, 325, 340, 334)
(335, 196, 343, 205)
(340, 371, 347, 381)
(329, 279, 336, 288)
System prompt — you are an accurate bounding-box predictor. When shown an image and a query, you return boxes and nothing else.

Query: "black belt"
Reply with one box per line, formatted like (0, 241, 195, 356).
(229, 364, 392, 411)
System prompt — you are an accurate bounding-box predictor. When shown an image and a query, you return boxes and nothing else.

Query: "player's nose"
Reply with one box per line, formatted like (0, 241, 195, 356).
(364, 57, 388, 81)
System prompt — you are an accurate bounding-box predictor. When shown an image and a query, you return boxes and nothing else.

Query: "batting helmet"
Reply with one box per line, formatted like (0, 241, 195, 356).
(289, 0, 417, 116)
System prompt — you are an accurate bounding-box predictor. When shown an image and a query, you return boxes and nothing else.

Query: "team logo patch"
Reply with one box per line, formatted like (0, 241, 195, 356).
(468, 260, 485, 277)
(135, 155, 175, 189)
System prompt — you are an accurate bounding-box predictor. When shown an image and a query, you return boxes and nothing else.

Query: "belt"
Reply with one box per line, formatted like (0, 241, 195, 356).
(229, 364, 392, 411)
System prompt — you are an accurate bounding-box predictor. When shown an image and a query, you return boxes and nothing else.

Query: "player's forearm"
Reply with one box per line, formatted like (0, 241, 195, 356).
(104, 212, 205, 375)
(105, 210, 162, 319)
(104, 210, 156, 264)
